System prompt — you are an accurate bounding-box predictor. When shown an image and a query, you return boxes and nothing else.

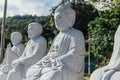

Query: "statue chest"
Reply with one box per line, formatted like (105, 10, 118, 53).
(25, 41, 36, 56)
(50, 33, 66, 57)
(11, 46, 18, 54)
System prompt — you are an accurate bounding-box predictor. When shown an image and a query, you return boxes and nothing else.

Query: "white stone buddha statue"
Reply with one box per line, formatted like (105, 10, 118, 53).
(0, 32, 24, 80)
(90, 25, 120, 80)
(7, 22, 47, 80)
(25, 5, 86, 80)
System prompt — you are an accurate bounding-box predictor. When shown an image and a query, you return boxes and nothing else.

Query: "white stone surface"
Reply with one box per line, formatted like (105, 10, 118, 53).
(25, 5, 86, 80)
(7, 23, 47, 80)
(90, 25, 120, 80)
(0, 32, 24, 80)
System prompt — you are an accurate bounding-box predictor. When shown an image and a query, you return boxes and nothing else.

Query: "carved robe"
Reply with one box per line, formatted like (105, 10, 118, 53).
(0, 43, 24, 80)
(26, 28, 86, 80)
(7, 36, 47, 80)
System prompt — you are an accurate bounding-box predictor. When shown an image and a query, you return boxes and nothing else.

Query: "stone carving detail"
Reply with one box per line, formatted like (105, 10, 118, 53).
(7, 23, 47, 80)
(90, 25, 120, 80)
(0, 32, 24, 80)
(25, 5, 86, 80)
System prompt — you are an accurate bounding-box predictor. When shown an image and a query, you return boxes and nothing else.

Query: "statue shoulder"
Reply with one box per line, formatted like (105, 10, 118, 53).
(17, 43, 24, 48)
(71, 28, 84, 38)
(35, 36, 47, 44)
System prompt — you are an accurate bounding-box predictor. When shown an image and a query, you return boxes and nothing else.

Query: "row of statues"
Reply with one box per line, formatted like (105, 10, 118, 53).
(0, 4, 120, 80)
(0, 5, 86, 80)
(0, 32, 24, 80)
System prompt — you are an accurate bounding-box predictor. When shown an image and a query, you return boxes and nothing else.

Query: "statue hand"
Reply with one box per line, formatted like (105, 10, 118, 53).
(1, 65, 9, 73)
(7, 43, 11, 48)
(12, 59, 19, 66)
(6, 43, 12, 52)
(51, 58, 64, 70)
(13, 62, 24, 71)
(42, 60, 52, 68)
(51, 58, 56, 66)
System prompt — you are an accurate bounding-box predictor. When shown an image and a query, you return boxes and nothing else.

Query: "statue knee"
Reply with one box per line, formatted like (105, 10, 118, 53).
(40, 70, 61, 80)
(7, 69, 16, 80)
(26, 67, 41, 78)
(110, 71, 120, 80)
(0, 72, 7, 80)
(90, 67, 105, 80)
(7, 69, 21, 80)
(50, 70, 61, 80)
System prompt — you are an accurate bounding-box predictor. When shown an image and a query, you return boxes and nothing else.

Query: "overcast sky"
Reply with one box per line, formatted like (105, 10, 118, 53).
(0, 0, 61, 17)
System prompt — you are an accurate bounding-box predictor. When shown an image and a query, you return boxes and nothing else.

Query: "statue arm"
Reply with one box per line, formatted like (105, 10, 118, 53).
(6, 44, 17, 66)
(0, 43, 12, 66)
(6, 50, 14, 65)
(20, 41, 31, 58)
(11, 45, 28, 67)
(17, 44, 25, 57)
(10, 44, 25, 67)
(35, 56, 49, 64)
(55, 32, 85, 69)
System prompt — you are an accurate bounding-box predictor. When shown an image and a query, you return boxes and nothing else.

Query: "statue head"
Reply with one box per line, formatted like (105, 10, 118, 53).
(54, 5, 76, 31)
(27, 22, 43, 39)
(11, 32, 22, 45)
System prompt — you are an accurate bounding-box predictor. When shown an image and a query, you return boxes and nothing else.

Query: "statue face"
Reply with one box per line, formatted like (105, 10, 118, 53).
(27, 26, 39, 39)
(11, 34, 20, 45)
(54, 12, 70, 31)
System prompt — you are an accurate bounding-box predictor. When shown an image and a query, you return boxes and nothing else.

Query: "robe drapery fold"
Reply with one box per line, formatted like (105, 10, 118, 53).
(26, 28, 85, 80)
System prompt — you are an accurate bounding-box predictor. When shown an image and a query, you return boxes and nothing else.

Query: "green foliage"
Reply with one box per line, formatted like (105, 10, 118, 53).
(70, 2, 98, 37)
(0, 15, 58, 50)
(88, 4, 120, 65)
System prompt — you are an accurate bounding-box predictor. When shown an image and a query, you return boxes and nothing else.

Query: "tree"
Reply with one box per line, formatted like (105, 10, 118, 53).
(88, 2, 120, 66)
(0, 15, 58, 51)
